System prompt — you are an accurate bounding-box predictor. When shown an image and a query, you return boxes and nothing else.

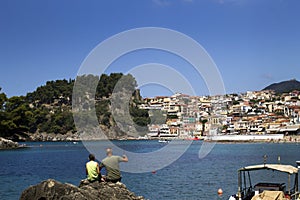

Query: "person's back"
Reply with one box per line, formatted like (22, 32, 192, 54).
(86, 154, 100, 182)
(101, 155, 122, 181)
(100, 148, 128, 183)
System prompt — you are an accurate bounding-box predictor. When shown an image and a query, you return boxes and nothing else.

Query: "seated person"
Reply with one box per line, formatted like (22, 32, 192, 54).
(85, 154, 100, 182)
(100, 148, 128, 183)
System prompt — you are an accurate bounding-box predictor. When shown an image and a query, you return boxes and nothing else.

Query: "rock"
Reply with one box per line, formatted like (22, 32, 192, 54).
(0, 137, 20, 149)
(25, 132, 81, 142)
(20, 179, 145, 200)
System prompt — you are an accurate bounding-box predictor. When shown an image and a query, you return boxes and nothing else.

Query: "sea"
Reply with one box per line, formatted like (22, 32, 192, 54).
(0, 140, 299, 200)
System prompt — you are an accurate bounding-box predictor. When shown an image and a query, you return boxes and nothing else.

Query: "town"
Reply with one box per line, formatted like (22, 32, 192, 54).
(139, 90, 300, 141)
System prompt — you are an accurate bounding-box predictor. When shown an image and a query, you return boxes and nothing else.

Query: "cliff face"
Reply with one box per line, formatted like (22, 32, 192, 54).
(20, 179, 145, 200)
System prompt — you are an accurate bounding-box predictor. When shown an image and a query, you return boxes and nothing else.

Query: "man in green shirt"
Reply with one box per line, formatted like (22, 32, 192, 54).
(100, 148, 128, 183)
(86, 154, 100, 182)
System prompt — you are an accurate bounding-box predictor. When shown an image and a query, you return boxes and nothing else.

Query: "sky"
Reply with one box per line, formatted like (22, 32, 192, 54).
(1, 0, 300, 98)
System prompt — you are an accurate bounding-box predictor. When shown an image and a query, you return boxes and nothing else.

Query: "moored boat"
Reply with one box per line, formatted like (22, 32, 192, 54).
(158, 139, 170, 144)
(229, 161, 300, 200)
(185, 136, 203, 141)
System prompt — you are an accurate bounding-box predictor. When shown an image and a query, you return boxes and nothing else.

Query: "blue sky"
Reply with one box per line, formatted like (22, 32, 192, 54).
(1, 0, 300, 98)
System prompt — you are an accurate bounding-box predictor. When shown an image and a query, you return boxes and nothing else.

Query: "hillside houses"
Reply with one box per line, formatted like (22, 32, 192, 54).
(139, 90, 300, 137)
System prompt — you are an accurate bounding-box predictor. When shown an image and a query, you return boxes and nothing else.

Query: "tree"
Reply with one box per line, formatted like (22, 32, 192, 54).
(0, 73, 148, 138)
(0, 87, 7, 110)
(0, 88, 10, 136)
(130, 105, 150, 127)
(200, 118, 208, 136)
(0, 96, 34, 136)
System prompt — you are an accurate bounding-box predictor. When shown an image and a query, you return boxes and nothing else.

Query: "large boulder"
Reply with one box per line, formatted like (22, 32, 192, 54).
(0, 137, 20, 149)
(20, 179, 145, 200)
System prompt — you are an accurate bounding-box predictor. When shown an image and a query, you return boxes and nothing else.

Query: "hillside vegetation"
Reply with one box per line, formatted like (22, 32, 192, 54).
(0, 73, 149, 140)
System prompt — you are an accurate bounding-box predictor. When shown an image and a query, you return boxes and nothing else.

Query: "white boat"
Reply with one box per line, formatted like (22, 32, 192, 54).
(137, 135, 148, 140)
(229, 161, 300, 200)
(158, 139, 170, 144)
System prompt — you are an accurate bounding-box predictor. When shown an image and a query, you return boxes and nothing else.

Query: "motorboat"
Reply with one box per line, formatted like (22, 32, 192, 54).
(158, 139, 170, 144)
(229, 161, 300, 200)
(185, 136, 203, 141)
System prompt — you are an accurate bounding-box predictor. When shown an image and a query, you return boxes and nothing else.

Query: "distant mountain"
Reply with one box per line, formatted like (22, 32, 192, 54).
(263, 79, 300, 93)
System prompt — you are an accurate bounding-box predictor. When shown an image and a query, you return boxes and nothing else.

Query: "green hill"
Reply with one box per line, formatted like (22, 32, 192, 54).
(0, 73, 150, 140)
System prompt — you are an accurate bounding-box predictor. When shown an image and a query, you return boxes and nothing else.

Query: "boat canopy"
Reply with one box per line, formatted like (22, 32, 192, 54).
(239, 164, 298, 174)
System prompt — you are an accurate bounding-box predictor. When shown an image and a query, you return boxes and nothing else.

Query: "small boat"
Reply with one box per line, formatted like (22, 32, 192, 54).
(158, 139, 170, 144)
(137, 135, 148, 140)
(229, 161, 300, 200)
(185, 136, 203, 141)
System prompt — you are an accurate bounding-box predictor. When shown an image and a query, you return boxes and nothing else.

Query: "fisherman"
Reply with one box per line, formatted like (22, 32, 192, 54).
(100, 148, 128, 183)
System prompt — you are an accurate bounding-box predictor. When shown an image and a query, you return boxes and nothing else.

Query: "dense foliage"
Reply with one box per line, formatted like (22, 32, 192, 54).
(0, 74, 150, 138)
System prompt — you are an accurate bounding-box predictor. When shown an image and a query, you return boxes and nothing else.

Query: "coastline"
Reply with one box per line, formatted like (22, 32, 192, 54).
(11, 135, 300, 144)
(0, 137, 28, 150)
(204, 135, 300, 143)
(4, 129, 300, 144)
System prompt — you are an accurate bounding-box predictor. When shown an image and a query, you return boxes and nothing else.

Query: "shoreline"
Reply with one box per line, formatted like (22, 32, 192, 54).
(0, 137, 28, 150)
(12, 135, 300, 144)
(204, 135, 300, 143)
(0, 145, 29, 150)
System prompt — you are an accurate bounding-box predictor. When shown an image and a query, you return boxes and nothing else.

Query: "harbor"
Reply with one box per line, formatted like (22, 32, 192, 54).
(1, 140, 300, 200)
(143, 123, 300, 143)
(138, 91, 300, 143)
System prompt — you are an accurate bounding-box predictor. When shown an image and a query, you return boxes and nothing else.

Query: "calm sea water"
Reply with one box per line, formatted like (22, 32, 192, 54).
(0, 140, 299, 200)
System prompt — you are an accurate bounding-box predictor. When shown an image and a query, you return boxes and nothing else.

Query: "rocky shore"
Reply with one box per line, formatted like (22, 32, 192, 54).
(10, 127, 127, 141)
(10, 132, 81, 142)
(6, 131, 300, 143)
(0, 137, 22, 149)
(20, 179, 145, 200)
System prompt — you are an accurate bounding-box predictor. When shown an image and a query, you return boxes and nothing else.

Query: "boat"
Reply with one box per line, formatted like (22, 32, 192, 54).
(185, 136, 203, 141)
(158, 139, 170, 144)
(229, 161, 300, 200)
(137, 135, 148, 140)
